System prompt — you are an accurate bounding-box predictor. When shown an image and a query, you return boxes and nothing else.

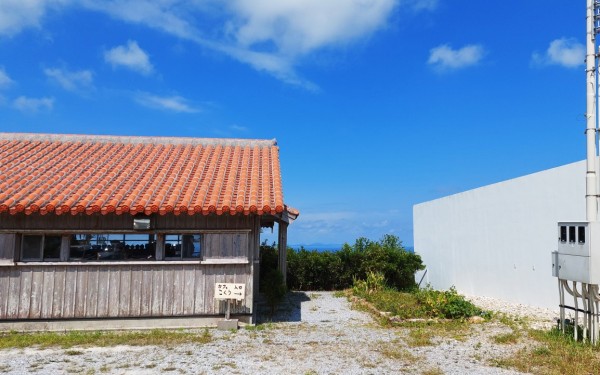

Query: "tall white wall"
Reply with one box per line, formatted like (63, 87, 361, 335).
(413, 160, 585, 309)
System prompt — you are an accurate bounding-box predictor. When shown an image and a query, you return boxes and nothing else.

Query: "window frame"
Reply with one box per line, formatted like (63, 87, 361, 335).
(21, 234, 62, 262)
(14, 230, 250, 264)
(164, 234, 203, 261)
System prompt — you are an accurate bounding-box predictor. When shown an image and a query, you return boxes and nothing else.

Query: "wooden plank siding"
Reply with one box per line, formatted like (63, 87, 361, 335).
(0, 263, 252, 320)
(0, 234, 15, 263)
(0, 213, 257, 233)
(0, 214, 261, 321)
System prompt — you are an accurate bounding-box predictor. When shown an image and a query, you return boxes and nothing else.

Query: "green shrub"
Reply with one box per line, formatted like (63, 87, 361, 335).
(260, 235, 424, 291)
(262, 269, 287, 316)
(414, 286, 487, 319)
(259, 241, 279, 292)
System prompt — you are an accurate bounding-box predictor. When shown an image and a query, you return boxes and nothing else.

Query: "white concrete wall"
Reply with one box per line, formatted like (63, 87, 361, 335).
(413, 160, 586, 309)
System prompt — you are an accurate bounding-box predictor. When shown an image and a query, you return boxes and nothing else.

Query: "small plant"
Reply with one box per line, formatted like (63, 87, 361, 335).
(352, 271, 386, 296)
(414, 286, 489, 319)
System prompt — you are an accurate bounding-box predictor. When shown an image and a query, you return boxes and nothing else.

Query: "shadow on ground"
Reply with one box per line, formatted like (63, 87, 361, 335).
(256, 291, 311, 324)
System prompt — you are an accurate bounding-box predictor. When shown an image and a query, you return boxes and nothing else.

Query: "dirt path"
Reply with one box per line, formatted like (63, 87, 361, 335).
(0, 292, 533, 374)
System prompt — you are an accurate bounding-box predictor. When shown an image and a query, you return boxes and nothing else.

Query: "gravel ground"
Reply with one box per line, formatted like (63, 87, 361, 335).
(0, 292, 558, 375)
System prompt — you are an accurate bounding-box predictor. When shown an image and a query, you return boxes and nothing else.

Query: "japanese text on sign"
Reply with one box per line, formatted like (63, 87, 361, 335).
(215, 283, 245, 301)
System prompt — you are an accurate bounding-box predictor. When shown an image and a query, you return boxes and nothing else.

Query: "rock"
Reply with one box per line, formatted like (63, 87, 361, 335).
(468, 316, 486, 324)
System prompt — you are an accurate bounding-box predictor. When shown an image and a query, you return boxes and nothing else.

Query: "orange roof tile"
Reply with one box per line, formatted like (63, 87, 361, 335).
(0, 133, 294, 217)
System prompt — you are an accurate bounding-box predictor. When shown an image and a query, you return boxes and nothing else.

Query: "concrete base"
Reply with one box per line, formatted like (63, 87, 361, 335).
(0, 315, 251, 332)
(217, 319, 239, 331)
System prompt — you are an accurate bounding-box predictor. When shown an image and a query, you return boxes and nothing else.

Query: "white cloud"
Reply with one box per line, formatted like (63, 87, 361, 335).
(227, 0, 397, 56)
(135, 92, 198, 113)
(82, 0, 198, 41)
(104, 40, 154, 75)
(0, 68, 14, 89)
(428, 44, 485, 71)
(0, 0, 66, 36)
(13, 96, 54, 112)
(531, 38, 584, 68)
(80, 0, 402, 87)
(1, 1, 435, 87)
(44, 67, 93, 92)
(230, 125, 248, 132)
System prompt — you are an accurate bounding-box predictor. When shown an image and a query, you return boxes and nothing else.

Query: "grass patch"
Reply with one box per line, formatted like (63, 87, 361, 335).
(0, 329, 212, 349)
(377, 341, 419, 364)
(403, 320, 472, 342)
(406, 328, 434, 347)
(64, 349, 84, 356)
(492, 331, 520, 345)
(494, 328, 600, 375)
(421, 368, 444, 375)
(351, 274, 490, 321)
(244, 323, 274, 332)
(333, 290, 346, 298)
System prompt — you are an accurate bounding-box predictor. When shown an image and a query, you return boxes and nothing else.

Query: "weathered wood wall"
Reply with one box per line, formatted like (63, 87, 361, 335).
(0, 213, 256, 231)
(0, 213, 263, 321)
(0, 235, 14, 263)
(0, 263, 252, 320)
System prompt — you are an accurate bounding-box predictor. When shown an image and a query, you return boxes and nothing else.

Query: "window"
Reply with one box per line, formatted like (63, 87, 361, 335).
(559, 226, 567, 243)
(69, 234, 156, 261)
(21, 235, 61, 261)
(569, 226, 576, 243)
(579, 226, 586, 244)
(165, 234, 201, 260)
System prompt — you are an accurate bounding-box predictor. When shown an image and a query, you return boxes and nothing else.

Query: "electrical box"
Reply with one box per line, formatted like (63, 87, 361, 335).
(133, 218, 151, 230)
(553, 222, 600, 283)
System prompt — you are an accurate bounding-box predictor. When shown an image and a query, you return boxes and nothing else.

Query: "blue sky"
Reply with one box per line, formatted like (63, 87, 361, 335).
(0, 1, 588, 247)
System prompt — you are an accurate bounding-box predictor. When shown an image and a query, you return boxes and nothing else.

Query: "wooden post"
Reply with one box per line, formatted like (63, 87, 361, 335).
(278, 222, 288, 285)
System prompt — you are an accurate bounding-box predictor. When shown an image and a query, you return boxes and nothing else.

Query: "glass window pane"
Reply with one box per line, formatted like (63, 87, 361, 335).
(560, 226, 567, 242)
(165, 234, 201, 259)
(579, 226, 586, 244)
(22, 235, 42, 260)
(43, 236, 61, 259)
(69, 233, 155, 261)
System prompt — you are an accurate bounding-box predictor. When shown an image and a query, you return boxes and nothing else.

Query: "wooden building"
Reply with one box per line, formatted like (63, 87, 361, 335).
(0, 133, 298, 330)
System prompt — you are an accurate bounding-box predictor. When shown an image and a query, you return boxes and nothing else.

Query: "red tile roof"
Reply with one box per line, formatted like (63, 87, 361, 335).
(0, 133, 293, 217)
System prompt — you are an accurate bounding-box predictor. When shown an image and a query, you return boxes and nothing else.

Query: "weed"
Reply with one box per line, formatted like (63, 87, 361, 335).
(64, 349, 84, 356)
(0, 329, 212, 349)
(377, 341, 419, 364)
(421, 368, 444, 375)
(496, 328, 600, 374)
(98, 365, 110, 373)
(492, 332, 520, 344)
(310, 293, 321, 299)
(333, 290, 346, 298)
(414, 286, 490, 319)
(406, 328, 434, 347)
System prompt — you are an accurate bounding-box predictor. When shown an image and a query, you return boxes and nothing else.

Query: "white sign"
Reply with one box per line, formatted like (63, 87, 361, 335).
(215, 283, 245, 301)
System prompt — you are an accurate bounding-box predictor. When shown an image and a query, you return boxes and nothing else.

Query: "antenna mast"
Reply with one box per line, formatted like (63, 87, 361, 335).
(586, 0, 598, 223)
